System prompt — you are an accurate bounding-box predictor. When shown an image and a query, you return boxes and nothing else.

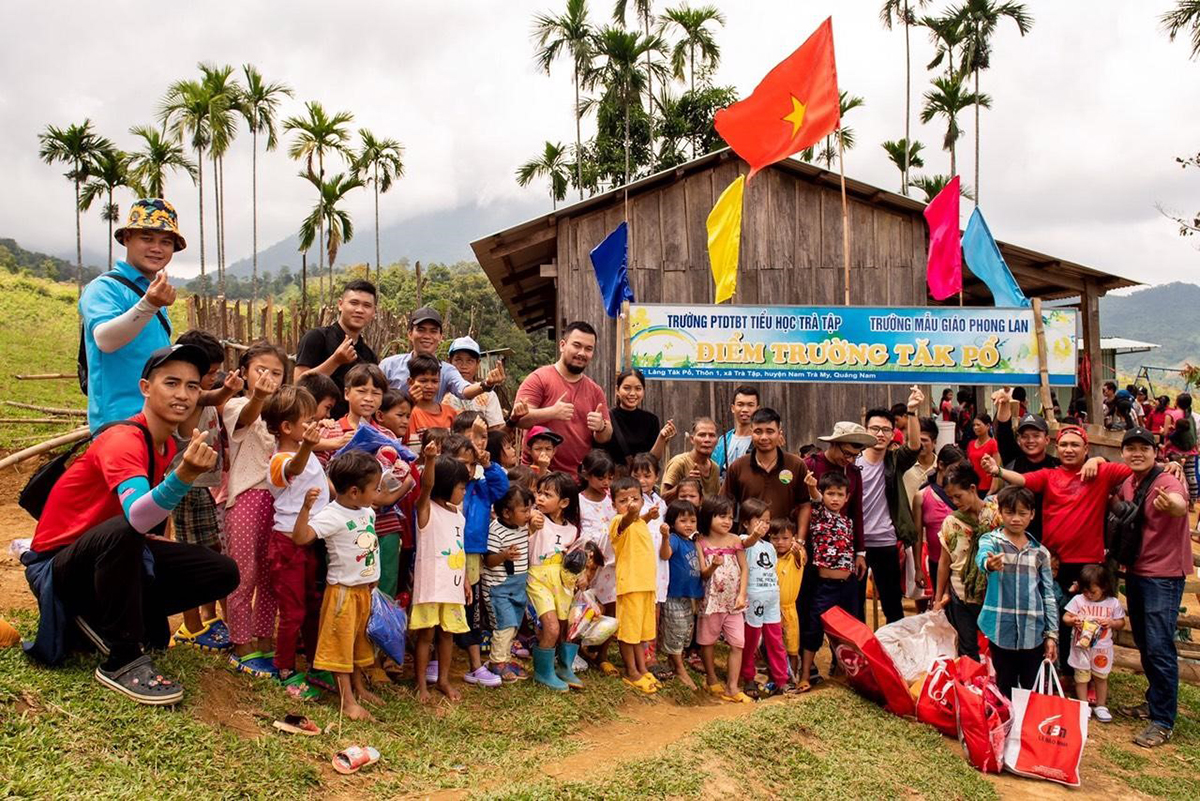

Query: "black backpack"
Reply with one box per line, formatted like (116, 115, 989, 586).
(18, 420, 154, 520)
(77, 272, 171, 395)
(1104, 465, 1161, 568)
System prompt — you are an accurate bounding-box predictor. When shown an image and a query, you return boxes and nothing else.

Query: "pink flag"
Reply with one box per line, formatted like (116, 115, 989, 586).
(923, 176, 962, 300)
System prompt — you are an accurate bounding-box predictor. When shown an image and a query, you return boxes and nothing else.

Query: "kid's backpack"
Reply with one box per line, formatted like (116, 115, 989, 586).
(76, 272, 171, 395)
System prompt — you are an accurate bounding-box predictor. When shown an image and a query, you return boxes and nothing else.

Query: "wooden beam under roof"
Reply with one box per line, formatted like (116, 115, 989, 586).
(486, 225, 556, 260)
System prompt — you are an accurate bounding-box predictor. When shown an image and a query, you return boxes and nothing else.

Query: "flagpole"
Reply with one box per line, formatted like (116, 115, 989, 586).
(837, 132, 851, 305)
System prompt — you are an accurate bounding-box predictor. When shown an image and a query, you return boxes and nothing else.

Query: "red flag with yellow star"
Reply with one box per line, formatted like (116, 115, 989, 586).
(714, 18, 839, 179)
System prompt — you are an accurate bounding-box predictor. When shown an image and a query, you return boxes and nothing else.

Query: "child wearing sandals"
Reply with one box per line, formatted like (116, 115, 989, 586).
(576, 450, 618, 672)
(695, 495, 750, 703)
(658, 499, 703, 689)
(1062, 563, 1125, 721)
(611, 476, 660, 694)
(484, 485, 535, 681)
(527, 471, 582, 691)
(411, 444, 472, 703)
(737, 498, 791, 698)
(263, 386, 329, 694)
(771, 519, 804, 680)
(222, 341, 287, 676)
(292, 450, 382, 720)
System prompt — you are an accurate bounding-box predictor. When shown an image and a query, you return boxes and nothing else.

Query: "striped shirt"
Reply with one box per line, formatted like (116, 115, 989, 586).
(483, 518, 529, 588)
(974, 530, 1059, 651)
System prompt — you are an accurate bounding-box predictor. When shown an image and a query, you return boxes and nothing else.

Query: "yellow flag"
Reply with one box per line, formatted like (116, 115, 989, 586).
(707, 175, 744, 304)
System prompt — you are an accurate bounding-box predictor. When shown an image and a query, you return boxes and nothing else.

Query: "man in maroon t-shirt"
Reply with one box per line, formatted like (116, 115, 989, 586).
(24, 345, 238, 705)
(514, 321, 612, 473)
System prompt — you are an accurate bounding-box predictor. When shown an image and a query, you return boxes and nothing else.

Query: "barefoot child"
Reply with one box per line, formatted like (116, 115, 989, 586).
(631, 453, 669, 616)
(484, 485, 534, 681)
(696, 495, 750, 703)
(975, 486, 1059, 699)
(771, 518, 804, 682)
(610, 477, 659, 694)
(659, 499, 703, 689)
(292, 451, 382, 720)
(738, 499, 790, 697)
(263, 387, 329, 691)
(411, 444, 472, 703)
(222, 341, 287, 676)
(1062, 563, 1125, 721)
(527, 471, 580, 691)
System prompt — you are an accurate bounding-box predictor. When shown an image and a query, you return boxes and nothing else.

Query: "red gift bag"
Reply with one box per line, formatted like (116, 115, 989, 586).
(916, 657, 959, 737)
(954, 657, 1012, 773)
(1003, 661, 1088, 787)
(820, 606, 916, 717)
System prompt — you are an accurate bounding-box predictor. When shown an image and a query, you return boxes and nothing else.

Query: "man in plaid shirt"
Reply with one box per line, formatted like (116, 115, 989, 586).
(974, 485, 1059, 698)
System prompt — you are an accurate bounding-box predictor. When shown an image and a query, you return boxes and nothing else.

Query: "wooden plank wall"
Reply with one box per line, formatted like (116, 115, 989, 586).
(557, 162, 928, 453)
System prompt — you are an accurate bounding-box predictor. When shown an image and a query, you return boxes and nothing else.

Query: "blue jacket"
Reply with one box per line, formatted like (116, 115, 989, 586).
(463, 463, 509, 554)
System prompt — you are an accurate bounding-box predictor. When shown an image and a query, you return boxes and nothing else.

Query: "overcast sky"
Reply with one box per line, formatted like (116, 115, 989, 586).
(2, 1, 1197, 289)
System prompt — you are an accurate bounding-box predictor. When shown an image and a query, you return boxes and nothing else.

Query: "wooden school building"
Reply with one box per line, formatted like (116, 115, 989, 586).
(471, 149, 1138, 447)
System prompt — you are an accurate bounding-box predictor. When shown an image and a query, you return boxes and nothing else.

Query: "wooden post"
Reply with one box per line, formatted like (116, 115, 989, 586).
(1031, 298, 1056, 421)
(186, 295, 197, 330)
(837, 133, 851, 305)
(1081, 279, 1104, 422)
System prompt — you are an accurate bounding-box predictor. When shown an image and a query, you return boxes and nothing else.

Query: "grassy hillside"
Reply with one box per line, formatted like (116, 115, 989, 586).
(1102, 282, 1200, 374)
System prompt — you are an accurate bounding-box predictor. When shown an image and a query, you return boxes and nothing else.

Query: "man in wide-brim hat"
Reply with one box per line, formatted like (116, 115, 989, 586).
(81, 198, 185, 431)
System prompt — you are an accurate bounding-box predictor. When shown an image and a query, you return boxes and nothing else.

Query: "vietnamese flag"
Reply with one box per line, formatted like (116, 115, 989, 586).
(714, 18, 840, 179)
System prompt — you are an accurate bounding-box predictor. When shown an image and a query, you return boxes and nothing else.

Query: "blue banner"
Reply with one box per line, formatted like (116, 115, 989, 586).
(628, 304, 1077, 386)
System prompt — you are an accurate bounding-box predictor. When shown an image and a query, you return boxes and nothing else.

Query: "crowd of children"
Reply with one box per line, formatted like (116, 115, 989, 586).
(159, 323, 1144, 723)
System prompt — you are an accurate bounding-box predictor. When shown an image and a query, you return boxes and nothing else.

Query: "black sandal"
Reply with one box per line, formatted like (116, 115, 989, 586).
(94, 655, 184, 706)
(1133, 723, 1172, 749)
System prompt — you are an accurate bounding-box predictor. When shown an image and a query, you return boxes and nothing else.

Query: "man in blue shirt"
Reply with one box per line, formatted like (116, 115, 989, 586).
(80, 199, 183, 431)
(379, 306, 505, 402)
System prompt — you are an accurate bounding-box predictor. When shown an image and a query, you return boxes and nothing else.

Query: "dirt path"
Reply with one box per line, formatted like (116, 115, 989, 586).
(0, 463, 39, 613)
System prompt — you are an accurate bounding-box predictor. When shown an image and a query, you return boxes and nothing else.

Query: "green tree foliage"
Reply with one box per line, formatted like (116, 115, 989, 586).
(353, 129, 405, 281)
(517, 141, 572, 209)
(128, 124, 197, 199)
(533, 0, 596, 201)
(37, 119, 113, 293)
(78, 147, 134, 270)
(0, 238, 99, 283)
(1162, 0, 1200, 58)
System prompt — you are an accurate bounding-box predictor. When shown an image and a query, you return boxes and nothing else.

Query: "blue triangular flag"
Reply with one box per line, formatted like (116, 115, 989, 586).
(962, 208, 1030, 308)
(589, 222, 634, 318)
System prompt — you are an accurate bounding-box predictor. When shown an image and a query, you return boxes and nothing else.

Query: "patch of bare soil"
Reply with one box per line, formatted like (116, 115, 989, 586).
(192, 668, 265, 740)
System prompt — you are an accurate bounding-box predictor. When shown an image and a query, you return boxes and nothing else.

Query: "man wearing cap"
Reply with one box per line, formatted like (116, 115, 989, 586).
(991, 389, 1060, 540)
(379, 307, 505, 404)
(1115, 426, 1191, 748)
(22, 345, 240, 706)
(80, 199, 183, 432)
(294, 279, 379, 418)
(444, 336, 505, 430)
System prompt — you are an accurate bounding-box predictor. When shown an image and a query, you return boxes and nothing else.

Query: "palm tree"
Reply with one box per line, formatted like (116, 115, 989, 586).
(128, 125, 197, 198)
(880, 1, 929, 194)
(298, 173, 364, 278)
(1162, 1, 1200, 58)
(803, 91, 865, 169)
(585, 26, 669, 188)
(37, 120, 113, 293)
(284, 102, 354, 305)
(912, 173, 975, 202)
(614, 0, 658, 152)
(517, 142, 571, 209)
(922, 13, 968, 80)
(882, 139, 925, 191)
(533, 0, 595, 201)
(238, 65, 293, 309)
(659, 3, 725, 158)
(353, 129, 405, 281)
(160, 78, 212, 287)
(198, 63, 241, 298)
(920, 75, 989, 177)
(952, 0, 1033, 205)
(78, 148, 133, 270)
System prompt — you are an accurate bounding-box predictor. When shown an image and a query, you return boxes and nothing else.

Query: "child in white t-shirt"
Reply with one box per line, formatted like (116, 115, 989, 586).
(262, 387, 329, 687)
(1062, 563, 1126, 723)
(293, 451, 382, 721)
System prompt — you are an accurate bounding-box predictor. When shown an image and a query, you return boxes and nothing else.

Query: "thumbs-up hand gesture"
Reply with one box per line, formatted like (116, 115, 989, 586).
(332, 335, 357, 366)
(550, 392, 575, 421)
(177, 428, 217, 483)
(145, 269, 177, 308)
(586, 403, 606, 432)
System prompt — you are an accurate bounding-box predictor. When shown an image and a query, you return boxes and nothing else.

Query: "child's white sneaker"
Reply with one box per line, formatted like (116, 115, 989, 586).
(425, 660, 439, 684)
(1094, 706, 1113, 723)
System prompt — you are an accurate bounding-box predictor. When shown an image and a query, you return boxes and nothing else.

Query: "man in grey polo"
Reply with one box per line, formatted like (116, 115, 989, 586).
(379, 307, 505, 402)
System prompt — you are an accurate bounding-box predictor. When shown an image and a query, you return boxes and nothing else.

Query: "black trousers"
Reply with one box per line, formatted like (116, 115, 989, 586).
(990, 644, 1044, 698)
(1055, 562, 1084, 673)
(52, 516, 239, 663)
(861, 544, 905, 625)
(947, 588, 982, 661)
